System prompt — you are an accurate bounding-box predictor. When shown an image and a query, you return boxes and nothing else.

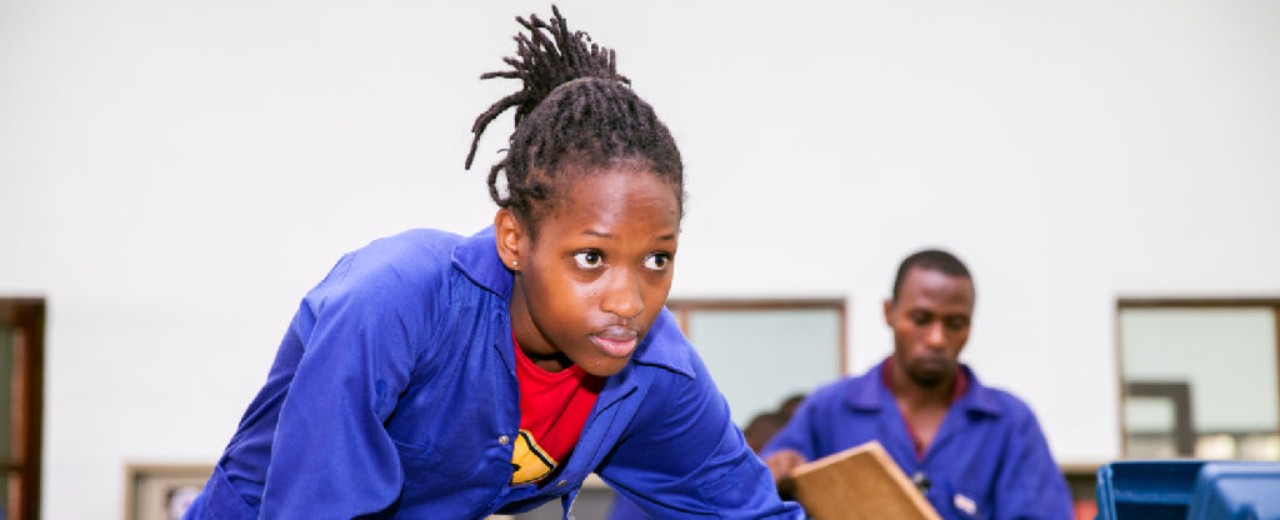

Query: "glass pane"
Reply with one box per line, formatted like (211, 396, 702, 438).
(1120, 307, 1279, 459)
(1124, 397, 1178, 459)
(132, 469, 208, 520)
(0, 325, 13, 462)
(684, 308, 841, 428)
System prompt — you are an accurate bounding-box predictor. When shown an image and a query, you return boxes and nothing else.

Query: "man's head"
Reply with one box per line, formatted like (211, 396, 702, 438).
(883, 249, 975, 388)
(744, 412, 787, 454)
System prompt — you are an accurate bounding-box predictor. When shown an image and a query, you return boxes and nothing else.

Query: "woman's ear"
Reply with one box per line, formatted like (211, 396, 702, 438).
(494, 209, 525, 271)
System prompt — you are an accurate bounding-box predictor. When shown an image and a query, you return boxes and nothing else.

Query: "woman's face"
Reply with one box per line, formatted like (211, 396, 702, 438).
(499, 162, 681, 377)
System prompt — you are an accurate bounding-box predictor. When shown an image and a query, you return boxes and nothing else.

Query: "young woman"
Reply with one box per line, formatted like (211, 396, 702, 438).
(184, 7, 799, 519)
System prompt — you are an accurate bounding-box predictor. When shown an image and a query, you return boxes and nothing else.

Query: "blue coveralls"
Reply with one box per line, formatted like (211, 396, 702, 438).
(762, 360, 1074, 520)
(186, 227, 800, 519)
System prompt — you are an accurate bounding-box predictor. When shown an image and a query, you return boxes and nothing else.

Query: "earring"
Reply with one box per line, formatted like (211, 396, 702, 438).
(512, 260, 519, 267)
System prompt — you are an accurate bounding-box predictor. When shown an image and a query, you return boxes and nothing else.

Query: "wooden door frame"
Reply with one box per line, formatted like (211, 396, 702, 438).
(0, 299, 44, 520)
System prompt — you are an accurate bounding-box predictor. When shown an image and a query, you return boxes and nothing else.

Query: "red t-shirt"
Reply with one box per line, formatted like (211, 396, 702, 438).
(510, 338, 604, 485)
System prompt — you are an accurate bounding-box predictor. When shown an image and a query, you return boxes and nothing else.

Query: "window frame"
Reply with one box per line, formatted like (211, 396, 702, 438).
(1115, 297, 1280, 459)
(666, 298, 849, 376)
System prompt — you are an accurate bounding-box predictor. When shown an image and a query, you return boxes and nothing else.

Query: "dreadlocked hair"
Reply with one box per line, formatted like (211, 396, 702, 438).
(465, 5, 684, 235)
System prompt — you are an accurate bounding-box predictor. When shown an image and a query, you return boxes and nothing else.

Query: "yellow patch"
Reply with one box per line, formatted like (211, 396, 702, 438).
(510, 429, 557, 484)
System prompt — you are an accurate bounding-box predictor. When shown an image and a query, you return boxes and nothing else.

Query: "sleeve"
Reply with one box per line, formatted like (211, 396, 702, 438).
(258, 252, 436, 518)
(991, 409, 1075, 520)
(596, 352, 803, 519)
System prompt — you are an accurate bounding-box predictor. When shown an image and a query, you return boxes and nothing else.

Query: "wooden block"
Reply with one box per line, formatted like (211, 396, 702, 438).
(789, 440, 941, 520)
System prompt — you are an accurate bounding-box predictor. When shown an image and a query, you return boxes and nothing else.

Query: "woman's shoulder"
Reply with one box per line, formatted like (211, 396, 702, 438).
(354, 228, 465, 269)
(305, 228, 468, 309)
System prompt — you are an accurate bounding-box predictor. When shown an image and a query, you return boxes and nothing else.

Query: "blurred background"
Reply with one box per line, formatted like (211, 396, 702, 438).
(1, 0, 1278, 518)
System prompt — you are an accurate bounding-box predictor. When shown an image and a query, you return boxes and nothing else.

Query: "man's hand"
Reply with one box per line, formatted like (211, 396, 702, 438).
(762, 449, 808, 495)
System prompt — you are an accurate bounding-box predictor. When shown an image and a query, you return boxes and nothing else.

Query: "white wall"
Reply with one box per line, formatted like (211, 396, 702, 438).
(2, 1, 1279, 517)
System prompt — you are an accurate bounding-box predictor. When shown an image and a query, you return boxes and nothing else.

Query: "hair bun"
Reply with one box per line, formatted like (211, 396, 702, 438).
(466, 5, 629, 170)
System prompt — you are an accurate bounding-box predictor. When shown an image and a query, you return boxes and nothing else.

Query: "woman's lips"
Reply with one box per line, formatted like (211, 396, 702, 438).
(590, 327, 638, 358)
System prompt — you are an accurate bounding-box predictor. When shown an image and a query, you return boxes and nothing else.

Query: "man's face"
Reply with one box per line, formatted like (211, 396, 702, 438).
(505, 164, 680, 377)
(883, 267, 975, 388)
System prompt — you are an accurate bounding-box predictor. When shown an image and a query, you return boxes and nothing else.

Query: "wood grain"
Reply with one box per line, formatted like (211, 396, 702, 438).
(790, 441, 941, 520)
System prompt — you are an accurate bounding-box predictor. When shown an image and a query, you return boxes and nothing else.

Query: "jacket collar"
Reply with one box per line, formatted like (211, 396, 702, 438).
(451, 226, 694, 379)
(845, 357, 1001, 416)
(451, 226, 512, 300)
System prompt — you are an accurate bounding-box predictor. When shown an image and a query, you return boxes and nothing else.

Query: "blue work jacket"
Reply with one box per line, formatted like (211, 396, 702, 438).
(186, 227, 800, 519)
(762, 360, 1073, 520)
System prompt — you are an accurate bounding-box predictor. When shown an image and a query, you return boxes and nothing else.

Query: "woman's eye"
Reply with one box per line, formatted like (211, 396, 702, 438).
(644, 253, 671, 271)
(572, 251, 604, 269)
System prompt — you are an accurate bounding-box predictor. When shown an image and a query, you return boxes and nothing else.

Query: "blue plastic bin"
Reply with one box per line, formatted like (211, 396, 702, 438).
(1185, 462, 1280, 520)
(1096, 460, 1280, 520)
(1096, 460, 1206, 520)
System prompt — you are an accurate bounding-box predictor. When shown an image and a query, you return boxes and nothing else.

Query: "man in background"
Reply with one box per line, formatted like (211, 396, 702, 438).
(761, 249, 1073, 519)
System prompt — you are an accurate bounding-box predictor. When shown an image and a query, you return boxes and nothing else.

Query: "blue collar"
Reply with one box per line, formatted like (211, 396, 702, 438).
(845, 357, 1001, 416)
(450, 226, 694, 379)
(451, 226, 512, 301)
